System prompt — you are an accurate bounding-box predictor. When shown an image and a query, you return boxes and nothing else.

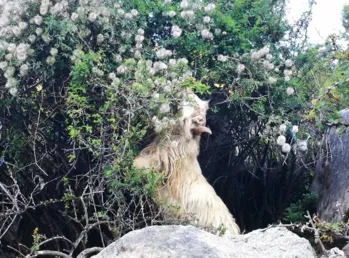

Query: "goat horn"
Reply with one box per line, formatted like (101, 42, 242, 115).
(192, 126, 212, 135)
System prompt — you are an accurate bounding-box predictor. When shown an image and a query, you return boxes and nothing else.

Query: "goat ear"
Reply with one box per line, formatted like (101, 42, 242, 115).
(192, 126, 212, 135)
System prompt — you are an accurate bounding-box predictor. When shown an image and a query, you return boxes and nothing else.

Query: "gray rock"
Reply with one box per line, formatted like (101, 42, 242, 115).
(91, 225, 316, 258)
(312, 109, 349, 222)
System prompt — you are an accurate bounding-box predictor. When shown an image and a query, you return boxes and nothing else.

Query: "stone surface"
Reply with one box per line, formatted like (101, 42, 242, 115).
(91, 225, 316, 258)
(312, 109, 349, 222)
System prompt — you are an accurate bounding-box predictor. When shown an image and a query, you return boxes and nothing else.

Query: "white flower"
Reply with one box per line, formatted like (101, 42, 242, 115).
(5, 54, 13, 61)
(291, 125, 299, 133)
(42, 34, 51, 44)
(50, 48, 58, 57)
(124, 13, 133, 20)
(164, 0, 171, 4)
(167, 11, 176, 17)
(204, 3, 215, 12)
(20, 64, 29, 76)
(5, 78, 17, 88)
(203, 16, 211, 23)
(180, 0, 189, 9)
(115, 54, 122, 63)
(108, 72, 116, 80)
(4, 67, 15, 78)
(71, 12, 78, 21)
(88, 12, 98, 22)
(134, 50, 141, 59)
(34, 15, 43, 25)
(40, 5, 48, 15)
(159, 103, 171, 113)
(12, 26, 21, 37)
(181, 10, 194, 19)
(168, 59, 177, 66)
(284, 76, 291, 81)
(277, 135, 286, 146)
(46, 56, 56, 65)
(282, 143, 291, 153)
(263, 60, 274, 71)
(135, 35, 144, 43)
(16, 43, 29, 54)
(152, 93, 160, 101)
(178, 58, 188, 64)
(117, 9, 125, 16)
(42, 0, 50, 7)
(237, 63, 245, 73)
(0, 16, 9, 27)
(286, 87, 295, 95)
(36, 28, 43, 36)
(163, 85, 171, 92)
(171, 25, 182, 38)
(7, 43, 16, 53)
(112, 78, 121, 87)
(156, 48, 170, 59)
(118, 46, 126, 53)
(0, 41, 8, 51)
(137, 28, 144, 35)
(201, 29, 213, 40)
(101, 7, 110, 17)
(131, 9, 138, 16)
(16, 52, 27, 62)
(283, 69, 292, 77)
(266, 54, 273, 61)
(153, 61, 168, 71)
(214, 28, 221, 35)
(117, 65, 126, 74)
(97, 34, 104, 43)
(0, 61, 8, 70)
(18, 22, 28, 31)
(148, 68, 155, 76)
(165, 50, 172, 57)
(135, 43, 143, 49)
(260, 46, 270, 56)
(251, 51, 261, 62)
(285, 59, 293, 67)
(9, 87, 18, 96)
(274, 67, 280, 72)
(279, 124, 287, 133)
(268, 77, 277, 84)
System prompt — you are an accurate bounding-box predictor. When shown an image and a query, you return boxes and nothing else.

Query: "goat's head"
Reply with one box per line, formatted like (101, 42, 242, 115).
(190, 113, 212, 136)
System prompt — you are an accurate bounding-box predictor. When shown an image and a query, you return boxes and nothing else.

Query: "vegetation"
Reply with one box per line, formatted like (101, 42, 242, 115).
(0, 0, 348, 257)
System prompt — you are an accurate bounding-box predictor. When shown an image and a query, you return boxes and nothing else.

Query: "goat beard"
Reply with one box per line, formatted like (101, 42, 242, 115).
(191, 125, 212, 135)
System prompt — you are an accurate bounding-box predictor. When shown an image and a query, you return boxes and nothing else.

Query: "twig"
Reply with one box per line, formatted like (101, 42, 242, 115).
(76, 247, 103, 258)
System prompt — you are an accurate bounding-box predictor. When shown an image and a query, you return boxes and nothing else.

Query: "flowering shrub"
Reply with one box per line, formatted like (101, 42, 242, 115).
(1, 0, 348, 256)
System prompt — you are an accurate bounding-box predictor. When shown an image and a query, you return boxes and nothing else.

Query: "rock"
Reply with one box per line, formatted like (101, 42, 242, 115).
(91, 225, 316, 258)
(321, 247, 346, 258)
(312, 109, 349, 222)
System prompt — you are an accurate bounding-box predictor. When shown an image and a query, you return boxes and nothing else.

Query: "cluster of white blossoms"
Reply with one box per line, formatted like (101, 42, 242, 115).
(249, 45, 296, 93)
(201, 29, 213, 40)
(217, 54, 228, 62)
(0, 0, 298, 140)
(156, 48, 173, 60)
(152, 116, 176, 133)
(172, 25, 182, 38)
(276, 123, 299, 153)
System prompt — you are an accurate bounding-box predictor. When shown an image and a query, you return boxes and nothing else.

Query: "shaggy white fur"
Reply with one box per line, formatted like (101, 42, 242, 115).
(134, 95, 240, 235)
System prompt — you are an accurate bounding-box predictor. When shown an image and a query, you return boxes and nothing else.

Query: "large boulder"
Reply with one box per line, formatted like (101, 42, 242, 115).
(312, 109, 349, 222)
(91, 225, 316, 258)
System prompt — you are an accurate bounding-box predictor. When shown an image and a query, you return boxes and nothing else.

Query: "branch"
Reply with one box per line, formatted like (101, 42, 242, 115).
(69, 221, 110, 256)
(28, 250, 72, 258)
(37, 236, 74, 248)
(76, 247, 103, 258)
